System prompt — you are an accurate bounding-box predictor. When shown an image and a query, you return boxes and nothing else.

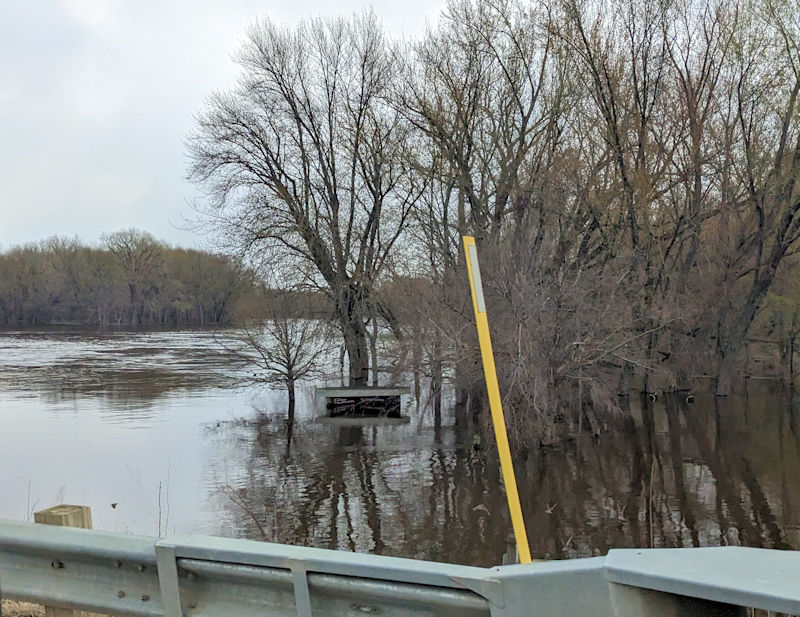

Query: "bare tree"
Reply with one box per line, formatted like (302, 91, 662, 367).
(181, 0, 800, 440)
(188, 12, 423, 386)
(226, 294, 331, 428)
(398, 0, 577, 424)
(102, 228, 163, 326)
(709, 0, 800, 393)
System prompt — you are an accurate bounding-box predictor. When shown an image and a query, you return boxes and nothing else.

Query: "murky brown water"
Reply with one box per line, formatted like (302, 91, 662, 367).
(1, 329, 798, 566)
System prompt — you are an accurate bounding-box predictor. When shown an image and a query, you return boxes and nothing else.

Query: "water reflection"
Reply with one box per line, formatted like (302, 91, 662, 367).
(208, 388, 799, 566)
(1, 330, 798, 567)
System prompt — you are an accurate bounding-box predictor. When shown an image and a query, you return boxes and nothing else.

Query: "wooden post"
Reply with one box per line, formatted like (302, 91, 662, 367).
(34, 505, 92, 530)
(34, 505, 93, 617)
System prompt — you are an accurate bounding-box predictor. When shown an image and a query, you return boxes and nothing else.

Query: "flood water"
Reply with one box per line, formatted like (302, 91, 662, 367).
(0, 329, 798, 566)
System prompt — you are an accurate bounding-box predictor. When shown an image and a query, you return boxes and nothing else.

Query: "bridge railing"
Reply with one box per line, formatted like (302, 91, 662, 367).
(1, 518, 798, 617)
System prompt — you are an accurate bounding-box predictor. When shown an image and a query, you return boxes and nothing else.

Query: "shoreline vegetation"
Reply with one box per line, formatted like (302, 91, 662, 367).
(0, 230, 259, 328)
(0, 230, 328, 330)
(1, 226, 797, 448)
(182, 0, 800, 442)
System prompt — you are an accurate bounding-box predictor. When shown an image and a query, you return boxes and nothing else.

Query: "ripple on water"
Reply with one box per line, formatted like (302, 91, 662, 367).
(1, 329, 799, 566)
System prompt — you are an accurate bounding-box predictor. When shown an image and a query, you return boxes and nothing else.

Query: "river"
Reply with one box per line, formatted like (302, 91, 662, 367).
(0, 329, 797, 566)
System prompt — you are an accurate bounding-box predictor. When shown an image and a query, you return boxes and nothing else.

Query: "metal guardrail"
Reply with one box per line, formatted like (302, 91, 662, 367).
(1, 518, 798, 617)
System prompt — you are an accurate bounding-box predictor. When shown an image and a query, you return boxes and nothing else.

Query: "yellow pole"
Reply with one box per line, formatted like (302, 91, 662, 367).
(462, 235, 532, 564)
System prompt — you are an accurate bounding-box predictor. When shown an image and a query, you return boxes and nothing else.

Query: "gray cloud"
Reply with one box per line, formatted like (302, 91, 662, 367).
(0, 0, 444, 251)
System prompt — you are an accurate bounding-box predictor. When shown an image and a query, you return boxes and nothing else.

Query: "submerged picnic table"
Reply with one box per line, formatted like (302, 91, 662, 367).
(315, 386, 410, 424)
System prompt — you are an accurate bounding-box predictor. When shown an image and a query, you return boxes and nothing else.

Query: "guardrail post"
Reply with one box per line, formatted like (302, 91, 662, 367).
(33, 506, 92, 617)
(290, 565, 313, 617)
(155, 542, 183, 617)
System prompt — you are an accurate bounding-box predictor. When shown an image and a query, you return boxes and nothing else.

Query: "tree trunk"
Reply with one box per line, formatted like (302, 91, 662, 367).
(618, 362, 632, 397)
(715, 351, 736, 397)
(337, 285, 370, 387)
(342, 321, 369, 387)
(715, 269, 782, 394)
(129, 284, 138, 326)
(287, 378, 296, 425)
(370, 317, 379, 387)
(432, 335, 443, 435)
(412, 334, 421, 407)
(715, 302, 756, 396)
(454, 388, 467, 425)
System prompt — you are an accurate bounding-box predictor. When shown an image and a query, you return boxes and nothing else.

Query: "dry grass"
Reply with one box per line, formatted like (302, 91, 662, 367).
(1, 600, 44, 617)
(1, 601, 109, 617)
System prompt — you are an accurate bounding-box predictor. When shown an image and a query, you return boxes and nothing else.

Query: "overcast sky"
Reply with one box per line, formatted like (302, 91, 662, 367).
(0, 0, 446, 251)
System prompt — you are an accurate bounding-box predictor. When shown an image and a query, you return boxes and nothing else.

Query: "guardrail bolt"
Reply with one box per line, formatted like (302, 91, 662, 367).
(141, 594, 150, 602)
(187, 601, 197, 609)
(186, 572, 196, 581)
(137, 564, 146, 572)
(50, 560, 64, 569)
(117, 591, 126, 598)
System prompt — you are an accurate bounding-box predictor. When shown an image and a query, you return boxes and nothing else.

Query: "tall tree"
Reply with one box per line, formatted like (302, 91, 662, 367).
(102, 229, 163, 326)
(188, 13, 421, 386)
(710, 0, 800, 393)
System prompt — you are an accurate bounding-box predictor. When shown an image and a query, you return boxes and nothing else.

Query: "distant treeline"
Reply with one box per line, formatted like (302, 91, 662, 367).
(0, 229, 266, 327)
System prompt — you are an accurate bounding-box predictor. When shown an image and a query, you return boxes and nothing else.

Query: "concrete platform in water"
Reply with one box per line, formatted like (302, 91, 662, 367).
(315, 386, 411, 424)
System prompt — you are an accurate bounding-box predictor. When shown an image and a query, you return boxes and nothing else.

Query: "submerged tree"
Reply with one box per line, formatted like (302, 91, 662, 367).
(227, 294, 331, 429)
(186, 0, 800, 441)
(188, 12, 422, 386)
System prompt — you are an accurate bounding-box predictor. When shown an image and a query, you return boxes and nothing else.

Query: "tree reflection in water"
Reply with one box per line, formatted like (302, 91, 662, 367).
(208, 383, 800, 566)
